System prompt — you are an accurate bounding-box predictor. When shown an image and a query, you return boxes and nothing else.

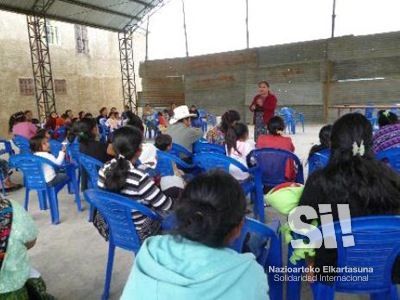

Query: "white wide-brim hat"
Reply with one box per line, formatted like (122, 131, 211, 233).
(169, 105, 197, 125)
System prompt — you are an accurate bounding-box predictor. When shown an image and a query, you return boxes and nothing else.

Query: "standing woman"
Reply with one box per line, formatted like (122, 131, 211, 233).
(249, 81, 277, 142)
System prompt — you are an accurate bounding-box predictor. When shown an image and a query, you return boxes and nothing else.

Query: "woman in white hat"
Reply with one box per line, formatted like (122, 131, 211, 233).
(166, 105, 203, 153)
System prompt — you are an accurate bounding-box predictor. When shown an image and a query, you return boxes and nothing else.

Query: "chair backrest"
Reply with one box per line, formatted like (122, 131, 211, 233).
(170, 143, 192, 159)
(193, 140, 226, 155)
(207, 113, 217, 126)
(67, 140, 80, 164)
(365, 106, 375, 119)
(49, 139, 62, 157)
(12, 135, 31, 154)
(54, 126, 67, 141)
(248, 148, 304, 186)
(0, 139, 15, 157)
(9, 154, 57, 189)
(327, 216, 400, 293)
(155, 150, 193, 177)
(193, 152, 249, 174)
(308, 149, 330, 175)
(376, 147, 400, 172)
(79, 153, 104, 188)
(84, 189, 160, 252)
(197, 109, 207, 118)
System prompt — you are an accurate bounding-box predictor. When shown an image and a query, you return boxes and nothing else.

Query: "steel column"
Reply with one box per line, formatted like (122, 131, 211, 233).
(27, 0, 56, 122)
(118, 28, 137, 112)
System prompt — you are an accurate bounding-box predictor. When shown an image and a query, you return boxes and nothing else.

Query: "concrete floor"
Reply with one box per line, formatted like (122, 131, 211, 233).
(4, 124, 372, 299)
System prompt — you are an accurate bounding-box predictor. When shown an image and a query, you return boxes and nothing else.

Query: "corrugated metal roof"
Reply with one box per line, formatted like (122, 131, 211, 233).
(0, 0, 164, 32)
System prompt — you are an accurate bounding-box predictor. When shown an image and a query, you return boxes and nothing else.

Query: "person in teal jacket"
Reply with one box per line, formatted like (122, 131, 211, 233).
(121, 170, 269, 300)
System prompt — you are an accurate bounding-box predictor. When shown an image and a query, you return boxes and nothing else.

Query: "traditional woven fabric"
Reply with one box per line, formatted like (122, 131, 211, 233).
(0, 198, 12, 270)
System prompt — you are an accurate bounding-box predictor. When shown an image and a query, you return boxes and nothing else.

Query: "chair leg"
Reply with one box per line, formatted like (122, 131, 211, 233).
(102, 242, 116, 300)
(47, 188, 60, 225)
(24, 188, 30, 210)
(37, 190, 47, 210)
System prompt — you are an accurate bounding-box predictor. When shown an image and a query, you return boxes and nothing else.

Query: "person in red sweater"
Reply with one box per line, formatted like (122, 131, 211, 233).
(256, 116, 295, 180)
(249, 80, 278, 142)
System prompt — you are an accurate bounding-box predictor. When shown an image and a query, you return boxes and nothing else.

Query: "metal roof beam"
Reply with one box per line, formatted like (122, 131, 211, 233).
(57, 0, 139, 20)
(128, 0, 155, 8)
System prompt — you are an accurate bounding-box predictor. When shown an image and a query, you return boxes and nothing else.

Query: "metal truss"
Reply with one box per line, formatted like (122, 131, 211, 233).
(27, 0, 56, 122)
(118, 28, 138, 112)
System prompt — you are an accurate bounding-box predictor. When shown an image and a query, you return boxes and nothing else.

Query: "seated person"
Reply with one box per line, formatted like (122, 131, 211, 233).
(154, 134, 185, 200)
(308, 124, 332, 159)
(9, 111, 37, 140)
(299, 113, 400, 282)
(0, 197, 53, 298)
(0, 159, 22, 192)
(166, 105, 203, 153)
(225, 123, 255, 181)
(256, 116, 295, 180)
(206, 110, 240, 146)
(157, 112, 168, 133)
(121, 171, 269, 300)
(373, 110, 400, 153)
(95, 126, 173, 241)
(30, 134, 68, 186)
(105, 112, 121, 132)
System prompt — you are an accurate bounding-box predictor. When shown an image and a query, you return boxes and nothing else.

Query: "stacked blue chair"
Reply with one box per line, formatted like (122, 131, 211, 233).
(193, 152, 265, 222)
(144, 112, 159, 139)
(308, 149, 330, 175)
(279, 107, 296, 134)
(207, 113, 217, 127)
(0, 139, 15, 195)
(12, 135, 31, 154)
(67, 139, 81, 186)
(248, 148, 304, 189)
(196, 109, 208, 132)
(376, 147, 400, 172)
(193, 140, 226, 155)
(84, 189, 161, 300)
(9, 154, 82, 224)
(287, 216, 400, 300)
(294, 111, 305, 132)
(79, 153, 104, 221)
(230, 218, 283, 300)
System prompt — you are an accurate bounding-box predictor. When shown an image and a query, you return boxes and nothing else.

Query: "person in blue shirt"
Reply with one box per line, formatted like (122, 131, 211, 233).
(121, 170, 269, 300)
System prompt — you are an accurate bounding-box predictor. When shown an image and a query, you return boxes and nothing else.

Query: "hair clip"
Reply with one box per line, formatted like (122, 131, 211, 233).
(352, 140, 365, 156)
(383, 110, 391, 118)
(118, 154, 125, 160)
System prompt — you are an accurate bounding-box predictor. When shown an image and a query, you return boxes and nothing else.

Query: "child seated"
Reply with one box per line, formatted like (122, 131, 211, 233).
(105, 112, 121, 132)
(256, 116, 295, 181)
(155, 134, 185, 200)
(225, 123, 255, 181)
(121, 171, 268, 300)
(30, 135, 68, 186)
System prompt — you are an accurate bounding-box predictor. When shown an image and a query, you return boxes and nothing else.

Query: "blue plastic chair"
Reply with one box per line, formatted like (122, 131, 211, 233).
(12, 135, 31, 154)
(193, 140, 226, 155)
(365, 105, 378, 129)
(170, 143, 193, 159)
(248, 148, 304, 189)
(193, 152, 265, 222)
(54, 126, 67, 142)
(308, 149, 330, 175)
(294, 111, 305, 132)
(9, 154, 82, 224)
(230, 218, 283, 300)
(279, 107, 296, 134)
(155, 150, 194, 177)
(0, 139, 14, 196)
(79, 153, 104, 221)
(144, 112, 159, 139)
(290, 216, 400, 300)
(84, 189, 160, 300)
(207, 113, 217, 127)
(376, 148, 400, 172)
(49, 139, 63, 157)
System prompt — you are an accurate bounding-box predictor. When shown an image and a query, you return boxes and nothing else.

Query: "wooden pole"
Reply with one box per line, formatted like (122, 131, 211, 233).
(246, 0, 249, 48)
(145, 15, 149, 61)
(181, 0, 189, 57)
(331, 0, 336, 38)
